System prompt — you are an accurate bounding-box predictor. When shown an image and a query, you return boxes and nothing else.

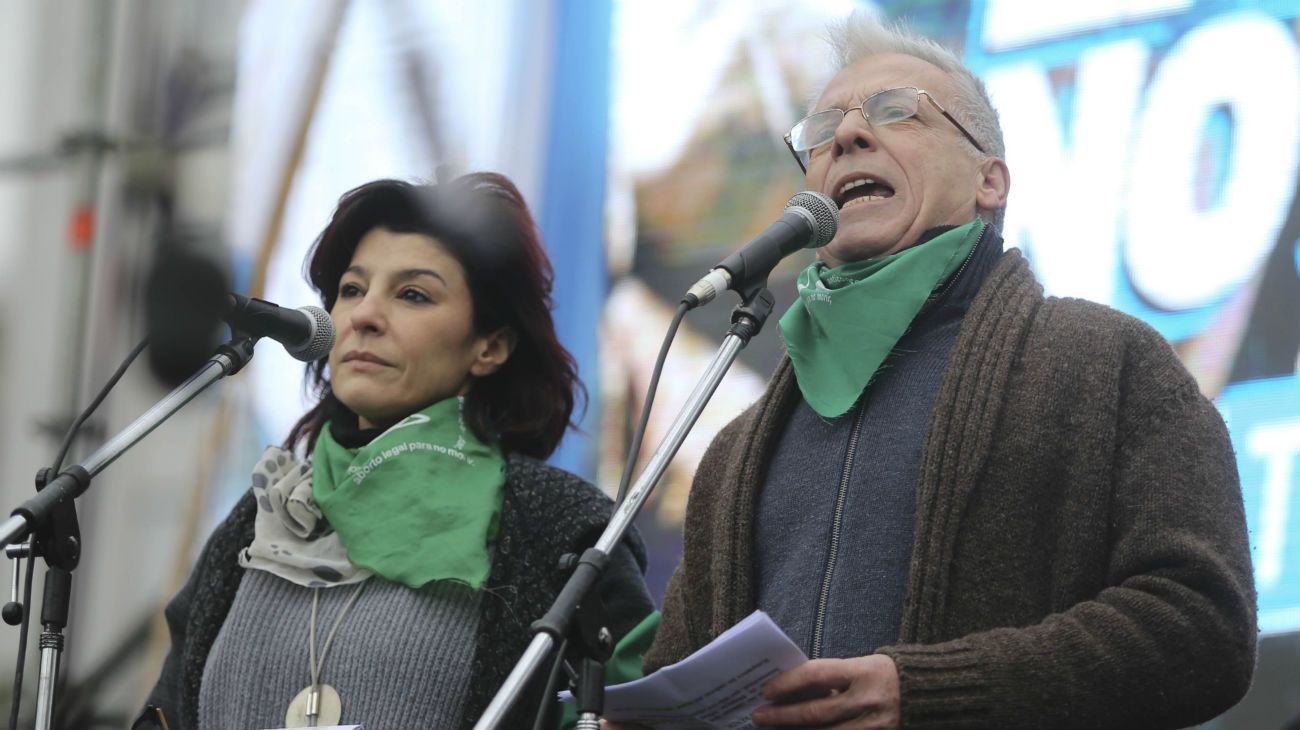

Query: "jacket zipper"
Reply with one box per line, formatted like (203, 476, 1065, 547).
(810, 401, 868, 659)
(805, 226, 984, 657)
(929, 224, 985, 303)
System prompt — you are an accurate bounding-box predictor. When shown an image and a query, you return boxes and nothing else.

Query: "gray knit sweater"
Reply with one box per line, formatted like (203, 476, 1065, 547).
(644, 249, 1257, 729)
(198, 570, 483, 729)
(150, 454, 654, 730)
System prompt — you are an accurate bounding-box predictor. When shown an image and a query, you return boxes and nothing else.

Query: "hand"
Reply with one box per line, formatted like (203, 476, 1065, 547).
(750, 654, 900, 729)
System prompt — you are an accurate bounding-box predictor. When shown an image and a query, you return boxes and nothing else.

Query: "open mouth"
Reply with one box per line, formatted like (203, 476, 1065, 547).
(835, 178, 895, 210)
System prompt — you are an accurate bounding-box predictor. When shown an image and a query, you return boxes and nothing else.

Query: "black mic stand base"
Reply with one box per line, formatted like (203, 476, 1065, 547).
(1, 336, 256, 730)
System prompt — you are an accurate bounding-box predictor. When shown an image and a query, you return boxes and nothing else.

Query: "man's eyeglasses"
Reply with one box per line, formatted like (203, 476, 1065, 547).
(783, 86, 987, 172)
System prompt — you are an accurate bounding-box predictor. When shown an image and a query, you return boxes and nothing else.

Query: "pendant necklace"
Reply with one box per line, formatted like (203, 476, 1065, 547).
(285, 581, 368, 728)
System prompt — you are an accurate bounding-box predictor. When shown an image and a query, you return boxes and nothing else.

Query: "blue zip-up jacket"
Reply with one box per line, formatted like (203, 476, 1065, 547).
(756, 223, 1001, 660)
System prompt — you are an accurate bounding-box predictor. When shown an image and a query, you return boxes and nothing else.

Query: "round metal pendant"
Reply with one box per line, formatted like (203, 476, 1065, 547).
(284, 683, 342, 727)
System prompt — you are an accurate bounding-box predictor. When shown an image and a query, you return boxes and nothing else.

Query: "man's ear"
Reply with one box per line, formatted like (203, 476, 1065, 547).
(975, 157, 1010, 212)
(470, 327, 517, 377)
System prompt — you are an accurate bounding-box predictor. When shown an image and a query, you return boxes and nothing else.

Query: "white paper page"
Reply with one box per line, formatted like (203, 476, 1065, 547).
(561, 611, 807, 729)
(266, 725, 362, 730)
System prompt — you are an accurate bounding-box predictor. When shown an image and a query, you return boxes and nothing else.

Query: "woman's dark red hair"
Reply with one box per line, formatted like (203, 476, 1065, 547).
(284, 172, 583, 459)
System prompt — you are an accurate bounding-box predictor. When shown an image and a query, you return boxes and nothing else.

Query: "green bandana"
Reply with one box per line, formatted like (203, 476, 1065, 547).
(778, 219, 985, 418)
(312, 396, 506, 589)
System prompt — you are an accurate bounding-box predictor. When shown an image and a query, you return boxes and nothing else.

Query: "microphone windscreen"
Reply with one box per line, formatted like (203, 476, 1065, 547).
(145, 248, 228, 387)
(785, 191, 838, 247)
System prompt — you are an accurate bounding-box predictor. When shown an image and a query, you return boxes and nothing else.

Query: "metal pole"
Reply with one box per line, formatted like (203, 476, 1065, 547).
(599, 333, 746, 555)
(473, 331, 749, 730)
(32, 631, 61, 727)
(32, 639, 60, 730)
(32, 567, 71, 730)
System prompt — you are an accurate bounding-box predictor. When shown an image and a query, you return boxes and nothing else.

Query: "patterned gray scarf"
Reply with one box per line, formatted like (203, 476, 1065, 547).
(237, 446, 372, 587)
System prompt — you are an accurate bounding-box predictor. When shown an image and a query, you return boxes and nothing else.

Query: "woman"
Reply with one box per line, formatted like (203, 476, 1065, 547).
(146, 173, 654, 730)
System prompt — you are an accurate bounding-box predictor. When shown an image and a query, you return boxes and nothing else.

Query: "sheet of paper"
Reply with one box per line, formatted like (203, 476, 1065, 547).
(266, 725, 362, 729)
(560, 611, 806, 729)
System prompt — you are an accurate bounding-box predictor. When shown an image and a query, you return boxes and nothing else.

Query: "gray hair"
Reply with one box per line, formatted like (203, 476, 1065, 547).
(824, 12, 1007, 229)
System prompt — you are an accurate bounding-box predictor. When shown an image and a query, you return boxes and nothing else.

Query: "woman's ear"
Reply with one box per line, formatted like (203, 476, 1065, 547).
(470, 327, 517, 377)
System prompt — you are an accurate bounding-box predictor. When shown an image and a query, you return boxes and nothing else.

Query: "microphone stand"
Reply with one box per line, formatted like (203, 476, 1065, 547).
(475, 282, 777, 730)
(0, 335, 257, 730)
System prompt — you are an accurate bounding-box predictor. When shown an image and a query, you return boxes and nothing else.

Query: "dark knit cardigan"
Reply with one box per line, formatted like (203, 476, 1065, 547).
(149, 454, 653, 730)
(644, 250, 1257, 729)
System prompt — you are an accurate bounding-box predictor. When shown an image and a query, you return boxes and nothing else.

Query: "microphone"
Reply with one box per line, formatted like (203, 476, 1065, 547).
(146, 247, 335, 386)
(685, 190, 838, 307)
(223, 294, 335, 362)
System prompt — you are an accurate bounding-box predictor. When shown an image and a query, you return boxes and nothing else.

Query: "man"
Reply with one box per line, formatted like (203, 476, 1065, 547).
(628, 12, 1256, 730)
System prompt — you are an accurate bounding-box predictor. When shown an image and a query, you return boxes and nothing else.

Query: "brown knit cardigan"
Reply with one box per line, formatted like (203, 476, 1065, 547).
(643, 250, 1256, 729)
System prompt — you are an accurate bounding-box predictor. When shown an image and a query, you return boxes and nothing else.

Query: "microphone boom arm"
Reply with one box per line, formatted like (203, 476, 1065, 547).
(474, 283, 776, 730)
(0, 336, 256, 550)
(0, 335, 257, 730)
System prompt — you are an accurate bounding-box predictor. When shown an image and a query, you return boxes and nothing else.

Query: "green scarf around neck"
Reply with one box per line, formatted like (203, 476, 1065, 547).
(312, 396, 506, 589)
(778, 219, 985, 418)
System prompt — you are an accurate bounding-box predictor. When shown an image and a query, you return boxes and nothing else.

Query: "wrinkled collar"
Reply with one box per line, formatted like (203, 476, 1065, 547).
(325, 398, 385, 449)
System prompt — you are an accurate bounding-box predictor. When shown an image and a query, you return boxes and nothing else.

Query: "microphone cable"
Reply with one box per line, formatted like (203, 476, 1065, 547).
(614, 300, 690, 505)
(52, 337, 150, 474)
(532, 298, 691, 727)
(531, 636, 570, 730)
(6, 544, 34, 730)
